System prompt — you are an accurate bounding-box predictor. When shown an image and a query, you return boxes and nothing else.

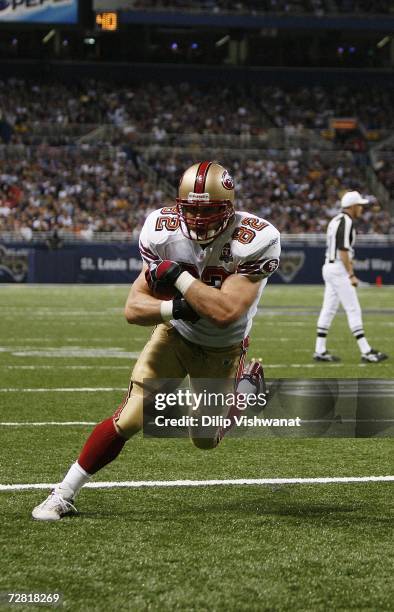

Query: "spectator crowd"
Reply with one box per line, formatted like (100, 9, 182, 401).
(0, 146, 169, 240)
(1, 79, 393, 144)
(1, 145, 391, 238)
(0, 78, 392, 239)
(148, 150, 392, 234)
(133, 1, 392, 15)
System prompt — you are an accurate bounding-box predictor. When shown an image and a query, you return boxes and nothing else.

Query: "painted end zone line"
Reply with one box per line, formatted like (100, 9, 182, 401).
(1, 476, 393, 491)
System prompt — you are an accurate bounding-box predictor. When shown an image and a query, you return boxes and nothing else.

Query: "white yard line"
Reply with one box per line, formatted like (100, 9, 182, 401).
(1, 419, 392, 427)
(0, 387, 125, 393)
(0, 366, 130, 370)
(263, 363, 385, 368)
(0, 476, 393, 492)
(0, 364, 386, 370)
(0, 422, 97, 426)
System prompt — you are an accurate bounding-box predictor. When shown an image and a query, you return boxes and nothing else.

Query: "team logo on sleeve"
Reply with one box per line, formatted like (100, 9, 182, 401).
(263, 259, 279, 274)
(219, 243, 233, 263)
(221, 170, 234, 190)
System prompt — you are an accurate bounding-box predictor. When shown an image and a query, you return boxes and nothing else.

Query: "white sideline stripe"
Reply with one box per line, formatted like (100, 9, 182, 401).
(0, 387, 125, 393)
(264, 364, 378, 368)
(0, 365, 379, 371)
(0, 365, 380, 371)
(1, 476, 393, 491)
(265, 364, 342, 368)
(0, 422, 96, 426)
(1, 365, 130, 370)
(1, 419, 393, 428)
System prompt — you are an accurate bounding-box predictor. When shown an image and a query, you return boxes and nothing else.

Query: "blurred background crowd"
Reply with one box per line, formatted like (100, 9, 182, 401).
(133, 1, 392, 15)
(0, 78, 392, 239)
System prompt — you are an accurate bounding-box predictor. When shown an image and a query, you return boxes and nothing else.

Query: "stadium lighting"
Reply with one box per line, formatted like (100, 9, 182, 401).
(191, 42, 198, 50)
(84, 38, 96, 46)
(42, 29, 56, 44)
(215, 35, 230, 47)
(170, 42, 178, 51)
(377, 36, 390, 49)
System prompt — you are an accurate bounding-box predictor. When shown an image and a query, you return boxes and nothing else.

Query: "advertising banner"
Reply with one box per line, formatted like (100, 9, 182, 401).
(0, 242, 392, 284)
(93, 0, 133, 8)
(29, 243, 143, 283)
(276, 246, 393, 285)
(0, 0, 78, 23)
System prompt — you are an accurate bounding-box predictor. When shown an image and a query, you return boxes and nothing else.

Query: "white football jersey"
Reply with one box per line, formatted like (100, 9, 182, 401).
(139, 206, 281, 347)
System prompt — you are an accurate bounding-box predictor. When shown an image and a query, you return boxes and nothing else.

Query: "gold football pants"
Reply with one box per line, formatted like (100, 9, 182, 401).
(114, 323, 248, 447)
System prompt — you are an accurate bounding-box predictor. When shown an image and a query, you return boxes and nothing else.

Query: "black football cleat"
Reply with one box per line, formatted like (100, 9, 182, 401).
(313, 351, 341, 363)
(361, 349, 388, 363)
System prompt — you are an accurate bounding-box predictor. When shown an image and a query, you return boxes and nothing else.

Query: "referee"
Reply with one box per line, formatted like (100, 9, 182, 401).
(313, 191, 388, 363)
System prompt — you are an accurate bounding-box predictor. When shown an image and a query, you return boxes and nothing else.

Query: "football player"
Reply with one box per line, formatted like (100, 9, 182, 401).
(32, 161, 281, 521)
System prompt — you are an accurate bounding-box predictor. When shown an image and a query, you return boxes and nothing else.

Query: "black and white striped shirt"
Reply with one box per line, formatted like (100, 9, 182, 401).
(325, 212, 355, 263)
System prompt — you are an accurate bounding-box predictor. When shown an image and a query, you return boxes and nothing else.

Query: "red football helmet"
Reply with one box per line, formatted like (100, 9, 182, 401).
(176, 161, 235, 243)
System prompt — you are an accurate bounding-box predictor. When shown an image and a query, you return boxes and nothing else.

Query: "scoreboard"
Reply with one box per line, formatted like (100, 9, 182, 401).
(95, 11, 118, 31)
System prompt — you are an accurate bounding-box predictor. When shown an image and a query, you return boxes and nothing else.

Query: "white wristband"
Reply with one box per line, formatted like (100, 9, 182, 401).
(175, 271, 195, 296)
(160, 300, 174, 322)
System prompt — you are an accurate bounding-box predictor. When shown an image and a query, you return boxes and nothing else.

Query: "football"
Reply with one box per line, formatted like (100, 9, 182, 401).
(152, 284, 180, 301)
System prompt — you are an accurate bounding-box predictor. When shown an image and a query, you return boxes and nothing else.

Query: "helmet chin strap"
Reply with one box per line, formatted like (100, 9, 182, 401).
(179, 212, 234, 243)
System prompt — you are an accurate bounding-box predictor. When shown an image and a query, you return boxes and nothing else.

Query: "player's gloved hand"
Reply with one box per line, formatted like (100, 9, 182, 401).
(145, 260, 183, 292)
(173, 298, 200, 323)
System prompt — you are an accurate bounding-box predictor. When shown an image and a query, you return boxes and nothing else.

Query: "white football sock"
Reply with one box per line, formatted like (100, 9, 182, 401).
(55, 462, 90, 499)
(357, 337, 371, 354)
(315, 337, 326, 354)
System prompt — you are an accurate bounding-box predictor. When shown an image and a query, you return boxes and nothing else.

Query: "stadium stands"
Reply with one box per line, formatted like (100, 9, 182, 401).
(0, 79, 392, 238)
(1, 145, 392, 238)
(145, 151, 392, 234)
(132, 0, 392, 15)
(374, 155, 394, 200)
(0, 146, 171, 239)
(2, 80, 393, 141)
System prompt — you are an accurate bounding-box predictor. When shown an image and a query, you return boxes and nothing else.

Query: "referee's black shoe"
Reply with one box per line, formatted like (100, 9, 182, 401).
(313, 351, 341, 362)
(361, 349, 388, 363)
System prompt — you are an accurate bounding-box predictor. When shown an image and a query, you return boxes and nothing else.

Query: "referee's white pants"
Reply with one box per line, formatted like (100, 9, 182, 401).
(317, 262, 363, 333)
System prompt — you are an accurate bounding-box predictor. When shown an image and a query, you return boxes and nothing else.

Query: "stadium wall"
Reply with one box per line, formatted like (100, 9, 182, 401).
(1, 242, 392, 285)
(1, 61, 393, 87)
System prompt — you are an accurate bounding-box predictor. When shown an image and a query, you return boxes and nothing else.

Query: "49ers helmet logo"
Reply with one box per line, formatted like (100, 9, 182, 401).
(221, 170, 234, 190)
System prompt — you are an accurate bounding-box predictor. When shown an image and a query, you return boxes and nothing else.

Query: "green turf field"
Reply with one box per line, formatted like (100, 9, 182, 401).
(0, 284, 393, 611)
